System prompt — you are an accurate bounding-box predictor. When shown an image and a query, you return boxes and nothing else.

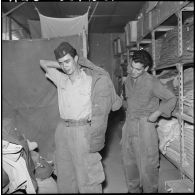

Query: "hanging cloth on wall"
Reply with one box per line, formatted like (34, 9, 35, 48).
(38, 11, 88, 39)
(28, 20, 42, 39)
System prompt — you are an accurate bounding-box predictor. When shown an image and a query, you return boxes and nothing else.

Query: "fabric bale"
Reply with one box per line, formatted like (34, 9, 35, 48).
(157, 118, 180, 155)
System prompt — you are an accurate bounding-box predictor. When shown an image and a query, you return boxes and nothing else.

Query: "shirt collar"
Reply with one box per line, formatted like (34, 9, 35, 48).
(59, 69, 85, 89)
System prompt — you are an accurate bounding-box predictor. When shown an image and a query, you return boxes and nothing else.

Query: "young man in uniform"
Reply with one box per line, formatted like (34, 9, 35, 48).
(40, 42, 122, 193)
(121, 50, 177, 193)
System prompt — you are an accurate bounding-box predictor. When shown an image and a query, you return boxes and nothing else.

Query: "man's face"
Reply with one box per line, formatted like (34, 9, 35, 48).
(57, 53, 78, 75)
(128, 61, 146, 79)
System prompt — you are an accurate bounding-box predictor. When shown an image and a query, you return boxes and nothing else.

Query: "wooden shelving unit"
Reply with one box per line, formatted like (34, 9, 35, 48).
(134, 1, 194, 191)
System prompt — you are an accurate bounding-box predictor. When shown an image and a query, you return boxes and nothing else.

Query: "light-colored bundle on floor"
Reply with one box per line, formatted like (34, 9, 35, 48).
(157, 118, 180, 155)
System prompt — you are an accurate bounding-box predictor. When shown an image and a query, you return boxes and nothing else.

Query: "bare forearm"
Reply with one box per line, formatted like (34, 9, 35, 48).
(40, 60, 60, 72)
(148, 110, 162, 122)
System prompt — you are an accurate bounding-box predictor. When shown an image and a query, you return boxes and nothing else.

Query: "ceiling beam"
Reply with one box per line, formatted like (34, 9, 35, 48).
(9, 16, 31, 37)
(2, 2, 26, 18)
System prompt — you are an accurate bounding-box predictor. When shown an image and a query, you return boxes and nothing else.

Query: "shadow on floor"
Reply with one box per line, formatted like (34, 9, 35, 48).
(100, 108, 126, 192)
(100, 107, 126, 160)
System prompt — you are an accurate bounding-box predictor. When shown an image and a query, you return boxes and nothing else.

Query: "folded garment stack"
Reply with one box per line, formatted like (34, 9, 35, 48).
(183, 67, 194, 117)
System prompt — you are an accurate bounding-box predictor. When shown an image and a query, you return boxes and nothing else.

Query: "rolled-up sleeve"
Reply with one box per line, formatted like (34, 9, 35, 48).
(152, 79, 177, 118)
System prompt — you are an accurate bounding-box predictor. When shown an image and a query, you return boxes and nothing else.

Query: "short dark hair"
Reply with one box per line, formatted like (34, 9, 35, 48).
(132, 50, 153, 70)
(54, 42, 77, 60)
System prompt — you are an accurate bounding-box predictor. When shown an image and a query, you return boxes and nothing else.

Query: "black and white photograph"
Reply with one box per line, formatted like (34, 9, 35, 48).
(2, 1, 194, 193)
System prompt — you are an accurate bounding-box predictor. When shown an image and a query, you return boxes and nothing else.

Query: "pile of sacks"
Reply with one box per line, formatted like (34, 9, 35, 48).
(157, 118, 180, 156)
(2, 117, 57, 194)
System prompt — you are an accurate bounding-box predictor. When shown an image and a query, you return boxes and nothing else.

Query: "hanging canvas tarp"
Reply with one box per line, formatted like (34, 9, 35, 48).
(28, 20, 42, 39)
(38, 11, 88, 39)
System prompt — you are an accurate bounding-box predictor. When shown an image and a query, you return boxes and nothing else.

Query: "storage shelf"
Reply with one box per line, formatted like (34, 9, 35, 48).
(138, 1, 194, 183)
(164, 152, 194, 182)
(155, 57, 194, 70)
(155, 62, 179, 70)
(137, 2, 192, 43)
(155, 26, 175, 32)
(133, 1, 194, 183)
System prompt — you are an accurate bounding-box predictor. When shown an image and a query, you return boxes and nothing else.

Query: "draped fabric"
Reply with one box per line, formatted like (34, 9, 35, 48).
(38, 11, 88, 39)
(28, 20, 42, 39)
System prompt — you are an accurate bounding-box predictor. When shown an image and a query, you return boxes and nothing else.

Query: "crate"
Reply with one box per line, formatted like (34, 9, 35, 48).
(125, 21, 138, 46)
(137, 17, 143, 41)
(113, 38, 122, 56)
(128, 21, 138, 42)
(151, 7, 160, 30)
(124, 24, 130, 47)
(143, 11, 152, 37)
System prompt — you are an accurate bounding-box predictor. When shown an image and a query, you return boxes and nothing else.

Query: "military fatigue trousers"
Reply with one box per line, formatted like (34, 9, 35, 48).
(54, 119, 105, 193)
(121, 117, 160, 193)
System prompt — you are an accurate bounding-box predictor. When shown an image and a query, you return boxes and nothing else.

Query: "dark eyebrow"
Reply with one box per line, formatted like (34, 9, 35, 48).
(131, 64, 142, 71)
(59, 59, 70, 64)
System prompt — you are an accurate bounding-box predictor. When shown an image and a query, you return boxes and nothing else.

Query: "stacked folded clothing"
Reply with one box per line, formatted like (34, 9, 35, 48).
(183, 123, 194, 173)
(157, 16, 194, 67)
(183, 68, 194, 117)
(183, 90, 193, 116)
(158, 27, 178, 67)
(145, 37, 163, 66)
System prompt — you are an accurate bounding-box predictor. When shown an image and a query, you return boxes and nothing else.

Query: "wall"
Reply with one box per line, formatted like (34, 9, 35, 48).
(88, 33, 124, 94)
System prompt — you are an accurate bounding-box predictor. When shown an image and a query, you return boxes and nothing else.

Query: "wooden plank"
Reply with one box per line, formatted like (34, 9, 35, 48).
(2, 2, 26, 18)
(155, 62, 179, 70)
(140, 39, 152, 44)
(181, 113, 194, 124)
(155, 26, 175, 32)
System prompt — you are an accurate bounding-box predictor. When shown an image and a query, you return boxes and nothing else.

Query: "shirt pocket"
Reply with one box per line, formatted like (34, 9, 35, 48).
(79, 87, 91, 96)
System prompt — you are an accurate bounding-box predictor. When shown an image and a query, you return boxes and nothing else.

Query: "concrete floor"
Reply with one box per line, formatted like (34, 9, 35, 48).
(100, 110, 181, 193)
